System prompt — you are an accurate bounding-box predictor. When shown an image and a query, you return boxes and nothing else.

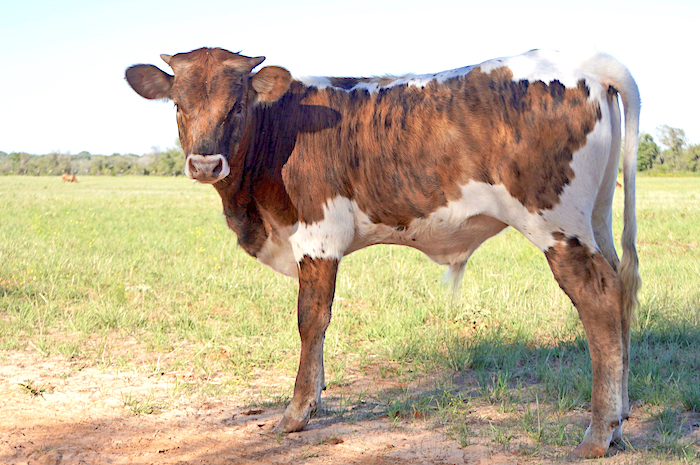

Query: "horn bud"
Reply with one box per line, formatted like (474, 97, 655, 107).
(249, 56, 265, 70)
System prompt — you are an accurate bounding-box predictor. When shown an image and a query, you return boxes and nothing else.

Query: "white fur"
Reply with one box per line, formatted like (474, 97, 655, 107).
(296, 75, 333, 89)
(480, 49, 597, 92)
(297, 66, 476, 94)
(346, 198, 506, 268)
(480, 50, 581, 87)
(289, 196, 356, 262)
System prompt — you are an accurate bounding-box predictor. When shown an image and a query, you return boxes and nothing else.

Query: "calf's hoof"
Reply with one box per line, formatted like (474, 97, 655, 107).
(569, 441, 609, 459)
(273, 413, 309, 433)
(273, 398, 320, 433)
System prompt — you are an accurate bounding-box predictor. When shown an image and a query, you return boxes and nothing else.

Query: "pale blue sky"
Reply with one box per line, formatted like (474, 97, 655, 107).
(1, 0, 698, 154)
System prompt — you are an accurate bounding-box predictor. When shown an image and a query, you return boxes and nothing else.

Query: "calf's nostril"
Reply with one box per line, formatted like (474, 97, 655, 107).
(188, 158, 198, 174)
(213, 158, 223, 176)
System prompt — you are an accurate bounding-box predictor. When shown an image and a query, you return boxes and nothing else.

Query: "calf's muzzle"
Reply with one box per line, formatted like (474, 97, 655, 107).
(185, 154, 230, 183)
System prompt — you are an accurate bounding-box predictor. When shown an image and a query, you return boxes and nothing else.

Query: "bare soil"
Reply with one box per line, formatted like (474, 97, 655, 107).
(1, 350, 698, 465)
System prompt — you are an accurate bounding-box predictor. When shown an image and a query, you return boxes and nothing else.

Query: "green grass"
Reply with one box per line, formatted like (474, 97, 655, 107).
(121, 390, 162, 415)
(1, 175, 699, 461)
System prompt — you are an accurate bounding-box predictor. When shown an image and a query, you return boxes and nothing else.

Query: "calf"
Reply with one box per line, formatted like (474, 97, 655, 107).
(62, 173, 77, 182)
(126, 47, 640, 458)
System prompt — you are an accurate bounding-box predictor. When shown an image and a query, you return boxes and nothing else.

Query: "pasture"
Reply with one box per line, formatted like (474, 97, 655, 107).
(0, 175, 698, 464)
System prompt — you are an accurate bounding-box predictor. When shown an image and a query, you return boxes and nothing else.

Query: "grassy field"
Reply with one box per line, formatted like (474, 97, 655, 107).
(1, 175, 699, 462)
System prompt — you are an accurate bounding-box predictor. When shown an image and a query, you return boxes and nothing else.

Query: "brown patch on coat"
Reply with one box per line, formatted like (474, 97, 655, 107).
(282, 66, 602, 225)
(551, 231, 567, 242)
(544, 236, 620, 306)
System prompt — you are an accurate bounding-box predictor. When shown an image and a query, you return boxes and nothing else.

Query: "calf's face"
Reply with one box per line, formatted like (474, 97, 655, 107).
(125, 47, 291, 183)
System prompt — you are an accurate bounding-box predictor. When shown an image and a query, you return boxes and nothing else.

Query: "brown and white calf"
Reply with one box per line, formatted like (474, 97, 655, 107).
(126, 47, 640, 458)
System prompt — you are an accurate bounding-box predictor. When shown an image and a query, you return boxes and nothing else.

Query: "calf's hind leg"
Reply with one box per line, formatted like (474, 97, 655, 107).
(274, 256, 338, 433)
(545, 236, 624, 459)
(592, 221, 630, 444)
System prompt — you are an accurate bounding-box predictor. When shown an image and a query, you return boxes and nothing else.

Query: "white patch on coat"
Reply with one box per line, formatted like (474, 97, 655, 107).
(289, 196, 356, 262)
(348, 205, 506, 271)
(478, 49, 610, 103)
(403, 66, 476, 90)
(296, 66, 476, 94)
(296, 75, 333, 89)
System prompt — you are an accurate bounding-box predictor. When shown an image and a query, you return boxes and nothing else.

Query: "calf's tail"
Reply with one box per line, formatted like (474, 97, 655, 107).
(584, 52, 642, 322)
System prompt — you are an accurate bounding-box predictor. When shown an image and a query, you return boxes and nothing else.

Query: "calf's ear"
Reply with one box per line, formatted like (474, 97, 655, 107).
(125, 64, 173, 100)
(251, 66, 292, 103)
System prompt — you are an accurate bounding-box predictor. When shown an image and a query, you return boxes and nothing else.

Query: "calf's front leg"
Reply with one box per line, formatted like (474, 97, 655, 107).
(274, 256, 338, 433)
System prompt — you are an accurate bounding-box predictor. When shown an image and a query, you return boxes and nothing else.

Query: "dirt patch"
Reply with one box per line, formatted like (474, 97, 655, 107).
(0, 350, 505, 465)
(1, 350, 697, 464)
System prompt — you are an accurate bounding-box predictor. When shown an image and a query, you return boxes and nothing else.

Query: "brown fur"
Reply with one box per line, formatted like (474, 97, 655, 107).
(61, 173, 77, 183)
(282, 67, 600, 225)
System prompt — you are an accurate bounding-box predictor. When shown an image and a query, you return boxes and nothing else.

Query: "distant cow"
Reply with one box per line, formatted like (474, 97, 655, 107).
(62, 173, 77, 183)
(126, 47, 640, 458)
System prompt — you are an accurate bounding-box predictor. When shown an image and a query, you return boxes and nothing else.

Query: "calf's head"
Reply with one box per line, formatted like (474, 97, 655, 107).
(125, 47, 292, 183)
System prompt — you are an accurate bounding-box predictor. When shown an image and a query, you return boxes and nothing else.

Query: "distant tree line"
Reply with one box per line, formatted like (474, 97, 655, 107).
(0, 145, 185, 176)
(1, 124, 698, 176)
(635, 125, 699, 173)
